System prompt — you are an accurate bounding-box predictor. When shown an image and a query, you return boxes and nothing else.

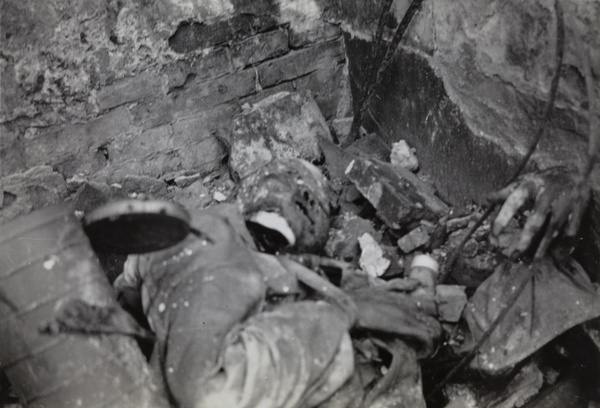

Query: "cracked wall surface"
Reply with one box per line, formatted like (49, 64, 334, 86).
(332, 0, 599, 204)
(0, 0, 350, 222)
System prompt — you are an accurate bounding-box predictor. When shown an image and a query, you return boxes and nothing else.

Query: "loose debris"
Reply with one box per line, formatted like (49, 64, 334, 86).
(2, 86, 600, 408)
(391, 140, 419, 172)
(346, 158, 449, 229)
(358, 233, 390, 278)
(225, 91, 333, 180)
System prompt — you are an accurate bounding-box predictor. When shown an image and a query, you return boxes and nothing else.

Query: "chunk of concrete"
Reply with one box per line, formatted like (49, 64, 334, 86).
(435, 285, 467, 323)
(228, 91, 333, 179)
(358, 232, 390, 278)
(330, 117, 353, 145)
(397, 226, 431, 253)
(391, 140, 419, 172)
(346, 158, 450, 229)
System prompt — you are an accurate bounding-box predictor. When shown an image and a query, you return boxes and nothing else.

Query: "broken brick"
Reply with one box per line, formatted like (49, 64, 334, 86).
(435, 284, 467, 323)
(346, 158, 449, 230)
(397, 226, 431, 253)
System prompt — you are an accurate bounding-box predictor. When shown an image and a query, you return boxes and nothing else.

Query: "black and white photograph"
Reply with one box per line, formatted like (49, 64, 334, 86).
(1, 0, 599, 407)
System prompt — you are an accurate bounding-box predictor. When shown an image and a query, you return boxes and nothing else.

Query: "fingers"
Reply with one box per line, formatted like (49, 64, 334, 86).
(565, 187, 590, 238)
(487, 183, 518, 204)
(492, 182, 535, 236)
(533, 199, 570, 259)
(511, 198, 551, 256)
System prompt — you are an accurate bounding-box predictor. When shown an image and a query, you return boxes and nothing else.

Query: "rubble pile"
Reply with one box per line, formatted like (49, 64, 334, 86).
(1, 90, 599, 408)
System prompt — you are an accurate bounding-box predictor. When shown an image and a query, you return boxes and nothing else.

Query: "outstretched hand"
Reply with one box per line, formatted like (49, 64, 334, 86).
(488, 167, 590, 259)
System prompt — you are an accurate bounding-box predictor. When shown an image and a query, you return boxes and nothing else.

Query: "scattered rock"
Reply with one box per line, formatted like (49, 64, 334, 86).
(66, 173, 89, 193)
(213, 191, 228, 202)
(330, 117, 353, 145)
(71, 182, 112, 214)
(326, 212, 380, 263)
(435, 285, 467, 323)
(227, 91, 333, 179)
(319, 136, 355, 181)
(346, 132, 391, 162)
(398, 226, 431, 253)
(391, 140, 419, 172)
(358, 232, 390, 278)
(346, 158, 449, 230)
(170, 181, 211, 211)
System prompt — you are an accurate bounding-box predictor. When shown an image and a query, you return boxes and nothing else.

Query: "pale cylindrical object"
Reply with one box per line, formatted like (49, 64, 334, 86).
(0, 205, 168, 408)
(409, 254, 439, 296)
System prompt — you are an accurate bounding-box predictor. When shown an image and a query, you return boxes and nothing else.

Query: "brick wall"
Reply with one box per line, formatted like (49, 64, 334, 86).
(0, 0, 350, 222)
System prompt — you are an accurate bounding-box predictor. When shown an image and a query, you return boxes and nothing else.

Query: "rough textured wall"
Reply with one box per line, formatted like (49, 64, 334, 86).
(0, 0, 350, 222)
(329, 0, 599, 204)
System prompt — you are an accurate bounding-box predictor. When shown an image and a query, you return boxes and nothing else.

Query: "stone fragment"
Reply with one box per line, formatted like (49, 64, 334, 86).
(397, 226, 431, 253)
(170, 181, 211, 212)
(119, 175, 168, 199)
(66, 173, 88, 193)
(213, 191, 227, 202)
(71, 182, 112, 214)
(346, 158, 450, 230)
(391, 140, 419, 172)
(319, 136, 355, 181)
(346, 132, 390, 162)
(0, 166, 67, 223)
(330, 117, 353, 145)
(435, 285, 467, 323)
(358, 233, 390, 278)
(228, 91, 333, 179)
(326, 212, 379, 264)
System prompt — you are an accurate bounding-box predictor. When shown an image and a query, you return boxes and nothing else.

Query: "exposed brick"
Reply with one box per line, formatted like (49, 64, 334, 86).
(435, 285, 467, 323)
(295, 60, 346, 119)
(168, 15, 279, 54)
(397, 226, 431, 253)
(0, 123, 28, 176)
(108, 124, 178, 178)
(347, 158, 450, 230)
(289, 22, 342, 48)
(130, 97, 175, 130)
(96, 72, 164, 112)
(231, 29, 289, 70)
(164, 47, 232, 90)
(170, 106, 232, 174)
(257, 38, 345, 88)
(239, 81, 296, 106)
(23, 107, 132, 177)
(172, 69, 256, 118)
